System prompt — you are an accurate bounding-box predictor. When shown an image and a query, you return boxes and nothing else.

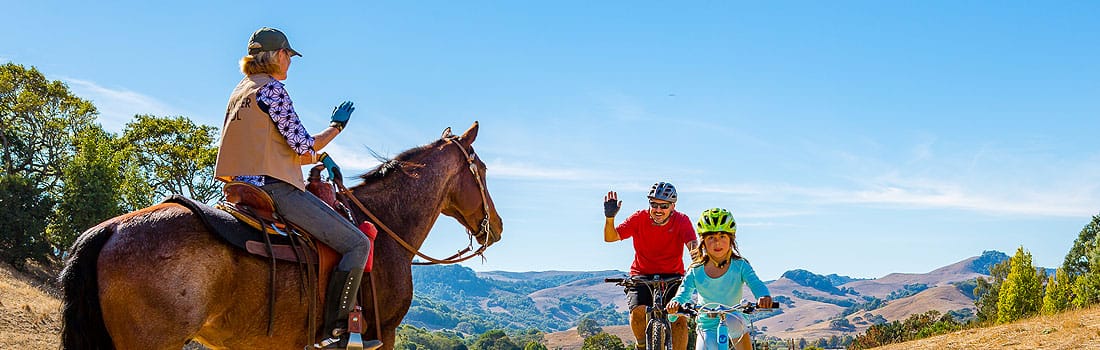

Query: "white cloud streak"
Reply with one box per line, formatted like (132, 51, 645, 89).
(61, 77, 182, 132)
(695, 177, 1097, 218)
(488, 160, 604, 181)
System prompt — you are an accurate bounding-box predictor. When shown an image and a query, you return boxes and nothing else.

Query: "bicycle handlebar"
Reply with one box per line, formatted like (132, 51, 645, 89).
(604, 275, 683, 286)
(673, 301, 779, 318)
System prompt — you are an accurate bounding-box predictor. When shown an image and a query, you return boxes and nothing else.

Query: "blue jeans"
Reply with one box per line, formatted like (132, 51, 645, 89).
(261, 180, 370, 271)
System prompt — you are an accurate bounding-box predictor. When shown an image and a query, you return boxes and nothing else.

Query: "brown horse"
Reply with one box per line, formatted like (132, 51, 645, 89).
(60, 122, 503, 350)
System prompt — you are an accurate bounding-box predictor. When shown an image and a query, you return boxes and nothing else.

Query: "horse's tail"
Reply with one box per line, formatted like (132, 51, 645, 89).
(59, 222, 117, 350)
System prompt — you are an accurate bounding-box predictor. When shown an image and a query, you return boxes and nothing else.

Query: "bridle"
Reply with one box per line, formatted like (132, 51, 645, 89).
(332, 135, 497, 265)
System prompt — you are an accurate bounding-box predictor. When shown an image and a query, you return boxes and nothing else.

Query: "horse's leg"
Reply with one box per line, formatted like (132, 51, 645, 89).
(371, 260, 414, 350)
(97, 207, 233, 349)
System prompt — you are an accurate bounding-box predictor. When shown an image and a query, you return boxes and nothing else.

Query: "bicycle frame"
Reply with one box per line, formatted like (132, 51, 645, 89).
(606, 275, 683, 350)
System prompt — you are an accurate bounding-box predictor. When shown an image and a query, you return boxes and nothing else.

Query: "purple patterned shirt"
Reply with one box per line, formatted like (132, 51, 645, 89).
(233, 79, 315, 186)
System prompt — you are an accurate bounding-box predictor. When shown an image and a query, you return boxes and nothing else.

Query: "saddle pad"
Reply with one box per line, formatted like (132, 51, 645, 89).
(161, 195, 316, 264)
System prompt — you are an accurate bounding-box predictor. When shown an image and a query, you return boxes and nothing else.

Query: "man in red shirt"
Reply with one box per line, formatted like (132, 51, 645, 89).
(603, 182, 698, 350)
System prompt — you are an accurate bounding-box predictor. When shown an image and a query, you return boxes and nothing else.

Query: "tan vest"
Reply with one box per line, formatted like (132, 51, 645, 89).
(214, 74, 308, 191)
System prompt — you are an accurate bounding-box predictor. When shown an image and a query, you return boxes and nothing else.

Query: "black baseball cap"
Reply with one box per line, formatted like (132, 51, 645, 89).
(247, 27, 301, 57)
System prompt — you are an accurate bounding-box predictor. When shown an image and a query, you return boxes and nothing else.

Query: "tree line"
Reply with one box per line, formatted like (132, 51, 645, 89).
(0, 62, 219, 270)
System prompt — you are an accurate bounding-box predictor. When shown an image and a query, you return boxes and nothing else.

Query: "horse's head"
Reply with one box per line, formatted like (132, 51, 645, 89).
(438, 122, 503, 247)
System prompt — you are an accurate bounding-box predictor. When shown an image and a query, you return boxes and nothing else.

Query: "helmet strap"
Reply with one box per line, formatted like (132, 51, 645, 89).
(710, 250, 732, 268)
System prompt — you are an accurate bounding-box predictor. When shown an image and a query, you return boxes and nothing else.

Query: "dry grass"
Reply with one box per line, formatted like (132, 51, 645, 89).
(0, 260, 62, 349)
(874, 306, 1100, 350)
(544, 324, 636, 350)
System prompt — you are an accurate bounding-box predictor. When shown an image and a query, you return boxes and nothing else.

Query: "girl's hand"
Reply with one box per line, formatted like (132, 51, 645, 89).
(758, 296, 774, 309)
(666, 301, 681, 314)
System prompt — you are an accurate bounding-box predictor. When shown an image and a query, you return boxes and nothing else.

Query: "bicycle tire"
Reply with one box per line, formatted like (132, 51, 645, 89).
(646, 318, 673, 350)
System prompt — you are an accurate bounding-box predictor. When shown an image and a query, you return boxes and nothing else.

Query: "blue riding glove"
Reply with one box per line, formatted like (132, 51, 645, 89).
(318, 152, 341, 181)
(329, 101, 355, 131)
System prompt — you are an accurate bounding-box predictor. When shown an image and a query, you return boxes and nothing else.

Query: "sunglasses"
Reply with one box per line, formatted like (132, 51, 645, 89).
(649, 202, 671, 210)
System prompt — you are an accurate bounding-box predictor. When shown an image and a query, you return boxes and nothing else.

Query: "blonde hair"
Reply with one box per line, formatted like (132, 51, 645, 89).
(689, 232, 745, 268)
(239, 50, 282, 75)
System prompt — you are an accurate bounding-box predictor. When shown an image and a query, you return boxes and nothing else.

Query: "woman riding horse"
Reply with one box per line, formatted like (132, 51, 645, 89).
(60, 120, 502, 350)
(215, 26, 373, 349)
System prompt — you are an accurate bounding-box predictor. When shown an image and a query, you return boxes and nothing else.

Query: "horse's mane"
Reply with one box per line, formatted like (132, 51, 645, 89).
(356, 138, 447, 182)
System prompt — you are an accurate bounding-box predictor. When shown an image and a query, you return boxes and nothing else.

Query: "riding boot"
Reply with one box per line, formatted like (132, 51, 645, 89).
(315, 268, 382, 349)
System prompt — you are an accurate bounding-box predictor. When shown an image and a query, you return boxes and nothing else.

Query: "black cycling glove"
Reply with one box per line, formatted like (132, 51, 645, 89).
(604, 198, 621, 218)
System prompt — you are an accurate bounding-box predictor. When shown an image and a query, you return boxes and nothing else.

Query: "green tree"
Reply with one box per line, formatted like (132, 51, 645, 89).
(0, 62, 98, 195)
(1043, 267, 1073, 315)
(47, 126, 124, 255)
(509, 329, 544, 348)
(996, 246, 1043, 323)
(1067, 215, 1100, 309)
(1071, 241, 1100, 308)
(119, 114, 220, 207)
(580, 332, 626, 350)
(471, 329, 520, 350)
(522, 342, 548, 350)
(0, 174, 54, 269)
(974, 258, 1011, 323)
(1063, 214, 1100, 277)
(394, 325, 467, 350)
(576, 318, 603, 338)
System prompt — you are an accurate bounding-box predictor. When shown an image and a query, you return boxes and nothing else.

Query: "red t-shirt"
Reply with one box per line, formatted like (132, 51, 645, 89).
(616, 210, 696, 276)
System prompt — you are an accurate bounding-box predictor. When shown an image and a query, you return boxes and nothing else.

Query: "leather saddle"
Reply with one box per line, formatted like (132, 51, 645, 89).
(162, 169, 375, 343)
(214, 176, 374, 275)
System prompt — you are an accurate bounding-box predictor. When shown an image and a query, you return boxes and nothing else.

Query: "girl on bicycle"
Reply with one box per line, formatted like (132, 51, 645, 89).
(667, 208, 773, 350)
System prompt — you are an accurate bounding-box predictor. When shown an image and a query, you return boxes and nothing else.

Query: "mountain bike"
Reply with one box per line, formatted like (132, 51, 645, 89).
(605, 275, 684, 350)
(672, 300, 778, 350)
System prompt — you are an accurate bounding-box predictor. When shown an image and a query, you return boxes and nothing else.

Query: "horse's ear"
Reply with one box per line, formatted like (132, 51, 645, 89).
(458, 121, 479, 146)
(441, 127, 453, 139)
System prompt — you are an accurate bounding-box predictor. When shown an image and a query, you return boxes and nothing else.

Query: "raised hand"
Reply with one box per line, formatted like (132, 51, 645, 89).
(329, 101, 354, 131)
(603, 191, 621, 218)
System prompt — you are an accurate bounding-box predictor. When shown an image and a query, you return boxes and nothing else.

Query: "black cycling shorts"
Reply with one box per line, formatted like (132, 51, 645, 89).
(625, 275, 683, 310)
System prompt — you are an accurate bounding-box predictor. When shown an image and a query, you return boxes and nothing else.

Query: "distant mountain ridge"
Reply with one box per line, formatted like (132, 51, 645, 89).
(403, 250, 1025, 342)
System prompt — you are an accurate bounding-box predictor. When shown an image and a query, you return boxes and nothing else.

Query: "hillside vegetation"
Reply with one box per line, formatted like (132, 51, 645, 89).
(874, 305, 1100, 349)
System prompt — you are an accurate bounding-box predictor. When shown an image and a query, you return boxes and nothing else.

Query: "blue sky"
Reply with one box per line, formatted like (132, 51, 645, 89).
(4, 1, 1099, 280)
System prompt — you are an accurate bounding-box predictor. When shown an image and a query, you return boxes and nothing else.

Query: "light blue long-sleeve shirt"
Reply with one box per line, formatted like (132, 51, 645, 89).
(670, 258, 770, 331)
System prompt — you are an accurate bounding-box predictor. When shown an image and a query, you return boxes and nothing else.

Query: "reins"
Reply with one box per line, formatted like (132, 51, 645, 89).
(329, 135, 496, 343)
(332, 135, 496, 265)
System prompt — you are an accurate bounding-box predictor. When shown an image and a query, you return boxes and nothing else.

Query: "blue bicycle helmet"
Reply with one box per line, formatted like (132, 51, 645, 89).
(647, 182, 677, 203)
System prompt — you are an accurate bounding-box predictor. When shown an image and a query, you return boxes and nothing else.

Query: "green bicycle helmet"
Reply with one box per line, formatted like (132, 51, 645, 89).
(696, 208, 736, 235)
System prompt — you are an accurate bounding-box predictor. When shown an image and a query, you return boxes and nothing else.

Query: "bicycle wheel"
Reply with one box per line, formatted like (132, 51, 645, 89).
(646, 319, 670, 350)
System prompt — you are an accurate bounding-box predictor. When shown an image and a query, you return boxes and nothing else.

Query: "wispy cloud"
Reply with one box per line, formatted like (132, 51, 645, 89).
(61, 77, 182, 132)
(693, 175, 1097, 218)
(319, 143, 384, 175)
(842, 177, 1097, 217)
(489, 160, 604, 181)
